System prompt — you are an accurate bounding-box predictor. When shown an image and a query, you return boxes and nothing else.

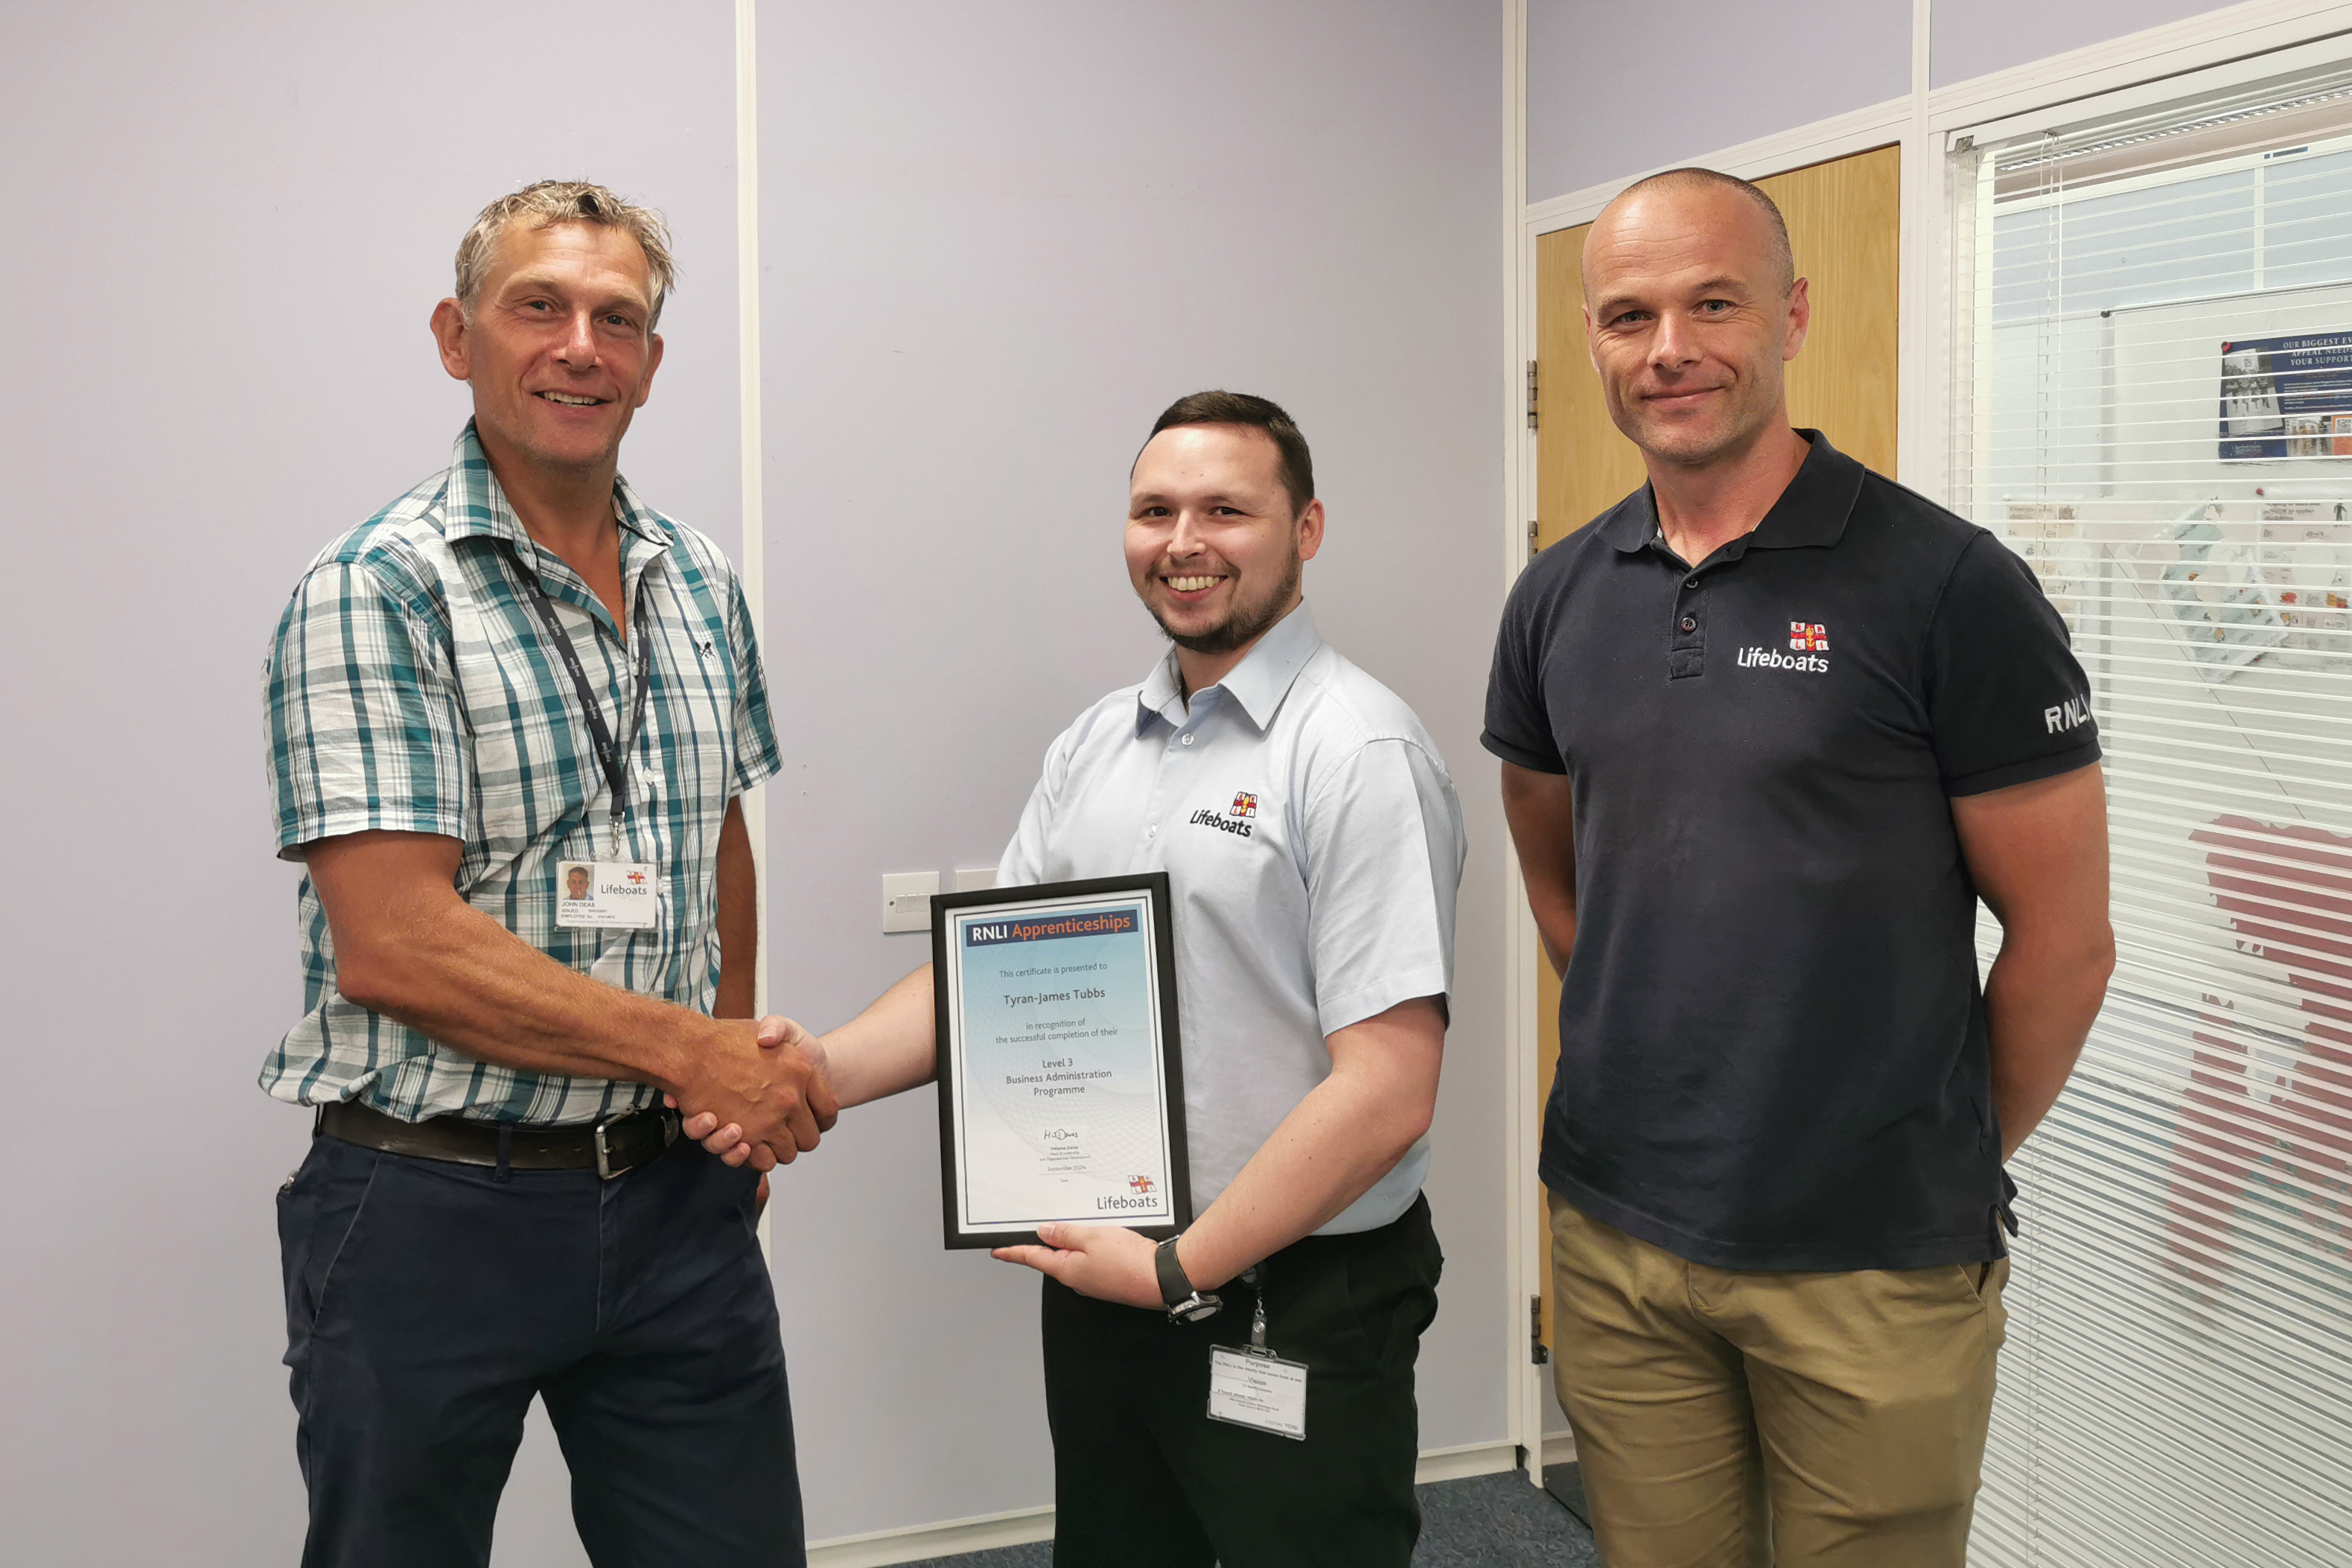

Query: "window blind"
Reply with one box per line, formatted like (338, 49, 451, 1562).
(1949, 54, 2352, 1568)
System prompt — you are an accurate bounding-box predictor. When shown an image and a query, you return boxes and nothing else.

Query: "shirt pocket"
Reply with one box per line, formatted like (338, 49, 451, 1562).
(450, 622, 594, 864)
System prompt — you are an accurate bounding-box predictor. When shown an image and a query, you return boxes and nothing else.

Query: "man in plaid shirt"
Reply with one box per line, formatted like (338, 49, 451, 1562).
(263, 181, 825, 1567)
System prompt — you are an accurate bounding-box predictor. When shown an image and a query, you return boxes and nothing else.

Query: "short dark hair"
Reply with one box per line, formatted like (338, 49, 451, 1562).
(1144, 390, 1315, 514)
(1605, 167, 1794, 293)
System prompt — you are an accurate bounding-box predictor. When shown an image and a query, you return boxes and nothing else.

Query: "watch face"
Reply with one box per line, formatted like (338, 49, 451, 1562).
(1174, 1296, 1220, 1323)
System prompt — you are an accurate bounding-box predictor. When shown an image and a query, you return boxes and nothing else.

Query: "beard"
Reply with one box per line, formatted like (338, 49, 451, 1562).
(1150, 546, 1304, 656)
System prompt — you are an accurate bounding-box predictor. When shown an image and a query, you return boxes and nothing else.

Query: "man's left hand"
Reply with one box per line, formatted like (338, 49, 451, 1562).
(992, 1223, 1161, 1309)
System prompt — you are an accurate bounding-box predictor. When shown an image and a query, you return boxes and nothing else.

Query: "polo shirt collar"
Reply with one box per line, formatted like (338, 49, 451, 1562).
(1602, 429, 1864, 555)
(1136, 602, 1323, 733)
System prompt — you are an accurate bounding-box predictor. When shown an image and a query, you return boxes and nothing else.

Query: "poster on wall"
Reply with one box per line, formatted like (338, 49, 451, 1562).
(2218, 332, 2352, 459)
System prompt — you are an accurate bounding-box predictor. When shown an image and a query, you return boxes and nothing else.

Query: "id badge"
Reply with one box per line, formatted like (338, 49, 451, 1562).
(1207, 1345, 1307, 1440)
(555, 861, 658, 929)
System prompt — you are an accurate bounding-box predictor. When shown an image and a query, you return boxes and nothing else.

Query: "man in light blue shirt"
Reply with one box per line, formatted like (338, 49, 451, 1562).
(687, 391, 1465, 1567)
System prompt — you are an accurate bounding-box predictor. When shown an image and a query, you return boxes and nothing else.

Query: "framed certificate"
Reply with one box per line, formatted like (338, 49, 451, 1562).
(931, 873, 1191, 1249)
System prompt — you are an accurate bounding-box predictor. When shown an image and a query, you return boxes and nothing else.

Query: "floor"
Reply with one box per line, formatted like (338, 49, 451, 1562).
(895, 1468, 1602, 1568)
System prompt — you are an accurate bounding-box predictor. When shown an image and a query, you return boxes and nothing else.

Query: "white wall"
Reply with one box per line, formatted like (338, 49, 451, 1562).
(754, 0, 1510, 1542)
(0, 5, 739, 1565)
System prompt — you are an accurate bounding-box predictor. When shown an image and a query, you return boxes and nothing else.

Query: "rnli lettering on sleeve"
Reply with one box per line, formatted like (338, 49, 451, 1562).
(1483, 430, 2101, 1273)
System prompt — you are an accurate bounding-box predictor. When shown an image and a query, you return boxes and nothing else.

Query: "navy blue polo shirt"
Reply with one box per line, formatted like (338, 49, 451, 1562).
(1483, 432, 2100, 1272)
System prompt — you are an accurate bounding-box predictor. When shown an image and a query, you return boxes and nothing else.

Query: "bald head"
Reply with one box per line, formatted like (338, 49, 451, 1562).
(1576, 165, 1811, 471)
(1584, 168, 1794, 298)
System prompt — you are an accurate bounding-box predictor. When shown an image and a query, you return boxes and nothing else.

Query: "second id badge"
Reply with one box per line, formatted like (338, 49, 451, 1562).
(1207, 1345, 1308, 1439)
(555, 860, 659, 929)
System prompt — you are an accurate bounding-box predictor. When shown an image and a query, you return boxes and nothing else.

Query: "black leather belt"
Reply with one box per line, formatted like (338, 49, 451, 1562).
(318, 1099, 681, 1179)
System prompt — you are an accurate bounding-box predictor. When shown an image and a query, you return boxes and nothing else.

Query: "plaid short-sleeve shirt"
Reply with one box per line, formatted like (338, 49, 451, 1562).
(261, 422, 783, 1125)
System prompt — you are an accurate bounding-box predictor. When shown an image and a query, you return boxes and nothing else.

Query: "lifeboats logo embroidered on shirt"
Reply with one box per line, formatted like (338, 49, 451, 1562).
(1190, 793, 1257, 838)
(1739, 620, 1831, 674)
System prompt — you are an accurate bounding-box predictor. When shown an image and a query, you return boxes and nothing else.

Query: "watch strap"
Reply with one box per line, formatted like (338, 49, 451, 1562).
(1154, 1235, 1196, 1310)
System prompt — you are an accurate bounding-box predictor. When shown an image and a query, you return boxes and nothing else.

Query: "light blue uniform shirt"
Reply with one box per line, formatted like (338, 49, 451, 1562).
(997, 605, 1465, 1234)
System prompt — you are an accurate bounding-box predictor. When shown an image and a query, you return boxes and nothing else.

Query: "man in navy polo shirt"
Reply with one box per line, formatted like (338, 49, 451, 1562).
(1485, 168, 2115, 1567)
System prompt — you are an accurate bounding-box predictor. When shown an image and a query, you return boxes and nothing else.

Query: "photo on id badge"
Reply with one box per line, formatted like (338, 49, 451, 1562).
(556, 859, 658, 929)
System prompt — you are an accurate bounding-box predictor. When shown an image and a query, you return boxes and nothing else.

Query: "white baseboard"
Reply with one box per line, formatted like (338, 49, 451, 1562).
(806, 1436, 1572, 1565)
(1414, 1438, 1524, 1483)
(808, 1502, 1056, 1568)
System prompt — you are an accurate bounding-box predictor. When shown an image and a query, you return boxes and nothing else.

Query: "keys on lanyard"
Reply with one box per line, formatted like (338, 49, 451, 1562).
(1207, 1263, 1309, 1440)
(514, 547, 660, 932)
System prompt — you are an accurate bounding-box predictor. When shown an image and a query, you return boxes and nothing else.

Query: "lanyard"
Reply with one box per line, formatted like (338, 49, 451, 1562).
(512, 549, 651, 857)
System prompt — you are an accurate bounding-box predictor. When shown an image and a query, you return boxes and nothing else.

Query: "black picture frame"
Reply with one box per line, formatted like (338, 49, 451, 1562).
(930, 872, 1191, 1251)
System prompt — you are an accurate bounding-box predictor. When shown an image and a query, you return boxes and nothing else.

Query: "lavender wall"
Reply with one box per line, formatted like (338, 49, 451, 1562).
(754, 0, 1511, 1540)
(0, 1, 1508, 1558)
(1932, 0, 2231, 87)
(0, 4, 737, 1564)
(1526, 0, 2242, 205)
(1526, 0, 1909, 201)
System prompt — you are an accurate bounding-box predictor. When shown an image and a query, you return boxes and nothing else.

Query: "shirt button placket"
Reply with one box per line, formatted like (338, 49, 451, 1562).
(1670, 571, 1707, 681)
(1144, 714, 1193, 857)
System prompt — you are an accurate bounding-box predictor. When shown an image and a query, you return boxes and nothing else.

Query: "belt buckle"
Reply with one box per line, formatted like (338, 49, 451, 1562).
(594, 1112, 627, 1181)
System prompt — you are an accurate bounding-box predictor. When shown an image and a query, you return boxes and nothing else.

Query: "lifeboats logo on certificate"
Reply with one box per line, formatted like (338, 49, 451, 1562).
(948, 895, 1177, 1232)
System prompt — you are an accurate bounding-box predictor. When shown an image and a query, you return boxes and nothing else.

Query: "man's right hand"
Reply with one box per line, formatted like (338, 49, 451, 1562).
(676, 963, 943, 1166)
(668, 1015, 839, 1173)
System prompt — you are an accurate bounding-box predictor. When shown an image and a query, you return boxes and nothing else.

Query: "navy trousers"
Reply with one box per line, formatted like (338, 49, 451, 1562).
(276, 1128, 804, 1567)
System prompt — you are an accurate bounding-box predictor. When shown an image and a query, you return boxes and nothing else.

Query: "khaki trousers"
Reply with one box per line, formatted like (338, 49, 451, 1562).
(1547, 1195, 2007, 1568)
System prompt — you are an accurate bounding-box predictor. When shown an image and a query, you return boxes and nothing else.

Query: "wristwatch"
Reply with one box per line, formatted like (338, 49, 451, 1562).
(1155, 1235, 1222, 1323)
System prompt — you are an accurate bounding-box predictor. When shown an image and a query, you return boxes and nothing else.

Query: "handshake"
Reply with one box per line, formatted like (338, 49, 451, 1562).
(662, 1015, 841, 1173)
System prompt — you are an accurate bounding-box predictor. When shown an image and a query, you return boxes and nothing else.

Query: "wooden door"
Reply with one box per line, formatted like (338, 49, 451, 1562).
(1527, 144, 1902, 1358)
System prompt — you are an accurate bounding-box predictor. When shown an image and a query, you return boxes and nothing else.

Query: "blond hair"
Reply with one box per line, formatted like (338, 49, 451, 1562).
(453, 179, 677, 326)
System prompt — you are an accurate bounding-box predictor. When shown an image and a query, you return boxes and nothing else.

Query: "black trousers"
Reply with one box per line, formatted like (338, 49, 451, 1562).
(1042, 1195, 1443, 1568)
(276, 1129, 803, 1567)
